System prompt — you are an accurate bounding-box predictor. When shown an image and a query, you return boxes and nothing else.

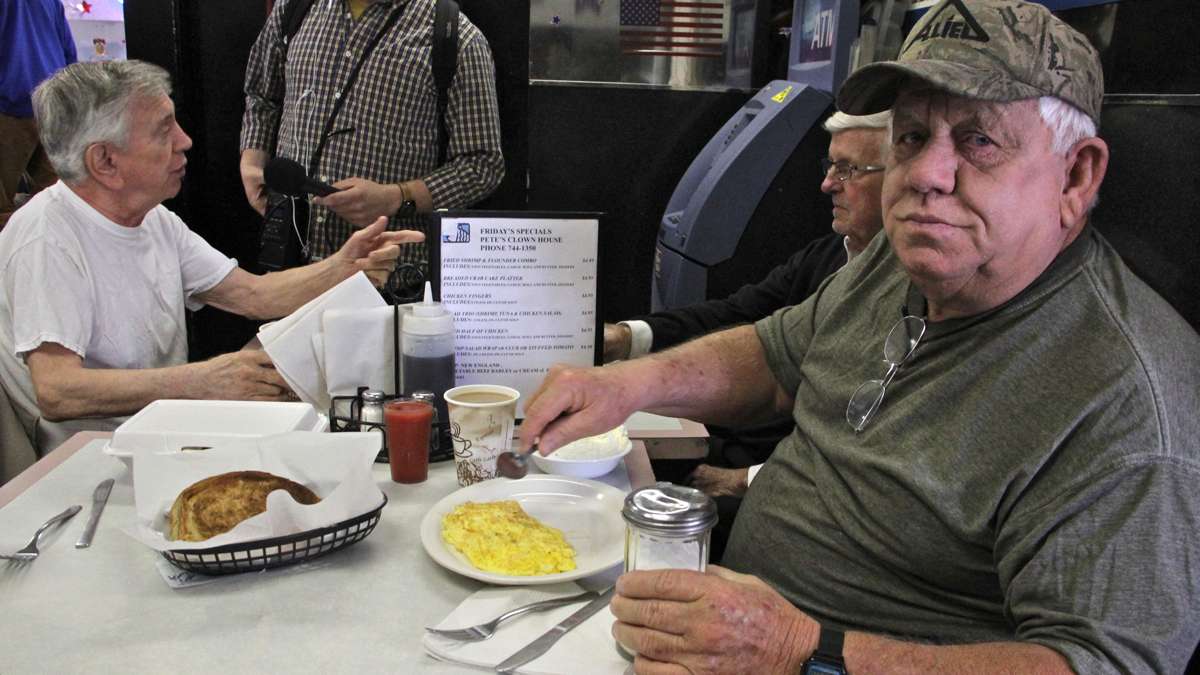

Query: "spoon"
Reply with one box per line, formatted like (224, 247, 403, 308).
(496, 442, 539, 479)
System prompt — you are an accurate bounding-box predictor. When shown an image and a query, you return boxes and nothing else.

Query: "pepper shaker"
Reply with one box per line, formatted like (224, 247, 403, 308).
(411, 390, 439, 454)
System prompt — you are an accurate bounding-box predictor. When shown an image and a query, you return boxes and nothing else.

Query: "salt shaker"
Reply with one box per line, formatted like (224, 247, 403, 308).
(360, 390, 387, 428)
(622, 482, 718, 573)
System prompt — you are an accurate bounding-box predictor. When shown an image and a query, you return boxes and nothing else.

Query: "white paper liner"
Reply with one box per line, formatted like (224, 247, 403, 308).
(127, 431, 383, 552)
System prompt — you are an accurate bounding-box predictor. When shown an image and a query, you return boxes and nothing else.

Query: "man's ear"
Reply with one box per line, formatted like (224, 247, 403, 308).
(1061, 136, 1109, 230)
(83, 142, 123, 190)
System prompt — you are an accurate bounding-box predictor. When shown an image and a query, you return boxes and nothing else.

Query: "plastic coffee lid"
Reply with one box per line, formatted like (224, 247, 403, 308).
(622, 482, 718, 536)
(404, 281, 454, 335)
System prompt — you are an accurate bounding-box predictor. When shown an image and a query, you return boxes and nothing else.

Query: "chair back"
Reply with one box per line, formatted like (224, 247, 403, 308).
(0, 378, 37, 485)
(1091, 98, 1200, 333)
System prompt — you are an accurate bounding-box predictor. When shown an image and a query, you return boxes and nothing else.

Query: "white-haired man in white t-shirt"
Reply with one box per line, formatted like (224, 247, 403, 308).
(0, 60, 421, 453)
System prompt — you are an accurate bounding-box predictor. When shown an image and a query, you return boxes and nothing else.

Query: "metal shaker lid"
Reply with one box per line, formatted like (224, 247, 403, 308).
(622, 482, 718, 536)
(411, 391, 435, 402)
(361, 390, 387, 403)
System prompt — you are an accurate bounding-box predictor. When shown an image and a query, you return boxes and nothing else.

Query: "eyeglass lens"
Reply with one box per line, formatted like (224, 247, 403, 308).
(847, 379, 887, 432)
(821, 159, 848, 180)
(884, 316, 925, 363)
(846, 316, 926, 432)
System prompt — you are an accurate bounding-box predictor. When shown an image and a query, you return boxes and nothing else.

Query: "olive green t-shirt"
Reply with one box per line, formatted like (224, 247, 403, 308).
(725, 228, 1200, 674)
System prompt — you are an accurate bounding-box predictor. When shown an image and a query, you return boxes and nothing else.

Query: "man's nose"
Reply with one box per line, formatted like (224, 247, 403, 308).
(904, 137, 956, 195)
(820, 173, 840, 194)
(174, 125, 193, 153)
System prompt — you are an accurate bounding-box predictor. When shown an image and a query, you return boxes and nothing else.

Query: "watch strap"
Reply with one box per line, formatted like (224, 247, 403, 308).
(815, 626, 845, 662)
(801, 626, 846, 675)
(397, 183, 417, 217)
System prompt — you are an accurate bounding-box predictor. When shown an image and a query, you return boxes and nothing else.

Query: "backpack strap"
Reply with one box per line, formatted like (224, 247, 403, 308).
(280, 0, 318, 49)
(431, 0, 459, 165)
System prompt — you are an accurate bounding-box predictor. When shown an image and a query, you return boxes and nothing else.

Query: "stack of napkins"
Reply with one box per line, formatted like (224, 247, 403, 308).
(423, 582, 633, 674)
(257, 273, 407, 411)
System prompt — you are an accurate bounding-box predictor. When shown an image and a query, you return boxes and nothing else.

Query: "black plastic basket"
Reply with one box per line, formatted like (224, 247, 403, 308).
(161, 495, 387, 575)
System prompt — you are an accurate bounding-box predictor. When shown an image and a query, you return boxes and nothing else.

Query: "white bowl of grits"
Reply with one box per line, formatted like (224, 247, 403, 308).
(532, 426, 633, 478)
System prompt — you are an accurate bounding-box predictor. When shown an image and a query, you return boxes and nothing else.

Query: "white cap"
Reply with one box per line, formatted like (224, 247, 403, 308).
(403, 281, 454, 336)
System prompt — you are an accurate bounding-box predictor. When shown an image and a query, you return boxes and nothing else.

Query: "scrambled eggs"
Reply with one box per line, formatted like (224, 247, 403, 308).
(441, 500, 576, 575)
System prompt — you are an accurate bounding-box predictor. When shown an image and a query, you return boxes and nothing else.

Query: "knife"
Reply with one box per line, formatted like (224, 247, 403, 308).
(495, 585, 615, 673)
(75, 478, 114, 548)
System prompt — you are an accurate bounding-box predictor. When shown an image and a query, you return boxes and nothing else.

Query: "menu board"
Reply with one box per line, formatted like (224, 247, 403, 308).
(432, 211, 602, 417)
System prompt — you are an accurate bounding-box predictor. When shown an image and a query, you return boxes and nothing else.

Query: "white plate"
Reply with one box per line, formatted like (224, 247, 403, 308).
(420, 475, 626, 585)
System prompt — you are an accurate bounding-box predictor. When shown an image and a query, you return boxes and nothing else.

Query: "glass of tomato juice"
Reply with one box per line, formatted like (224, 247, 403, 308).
(384, 398, 433, 483)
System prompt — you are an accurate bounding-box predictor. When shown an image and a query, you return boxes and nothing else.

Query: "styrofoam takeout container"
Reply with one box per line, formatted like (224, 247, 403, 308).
(103, 399, 328, 467)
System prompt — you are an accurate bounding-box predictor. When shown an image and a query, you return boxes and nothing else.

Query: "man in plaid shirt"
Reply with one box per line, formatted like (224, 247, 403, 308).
(239, 0, 504, 267)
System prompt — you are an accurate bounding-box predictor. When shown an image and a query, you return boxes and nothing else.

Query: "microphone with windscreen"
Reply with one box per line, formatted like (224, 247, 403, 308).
(263, 157, 340, 197)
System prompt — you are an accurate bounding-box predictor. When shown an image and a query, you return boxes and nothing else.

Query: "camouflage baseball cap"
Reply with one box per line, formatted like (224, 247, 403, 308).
(837, 0, 1103, 124)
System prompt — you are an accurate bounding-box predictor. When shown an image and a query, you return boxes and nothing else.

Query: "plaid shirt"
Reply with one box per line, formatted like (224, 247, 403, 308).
(240, 0, 504, 263)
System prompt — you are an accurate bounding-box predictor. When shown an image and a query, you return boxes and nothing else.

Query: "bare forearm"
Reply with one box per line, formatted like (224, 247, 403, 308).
(636, 325, 787, 427)
(212, 258, 353, 320)
(844, 632, 1074, 675)
(30, 346, 290, 421)
(34, 362, 213, 420)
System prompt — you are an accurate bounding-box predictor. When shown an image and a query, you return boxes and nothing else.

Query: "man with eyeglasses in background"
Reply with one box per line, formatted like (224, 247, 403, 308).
(519, 1, 1200, 673)
(601, 110, 889, 561)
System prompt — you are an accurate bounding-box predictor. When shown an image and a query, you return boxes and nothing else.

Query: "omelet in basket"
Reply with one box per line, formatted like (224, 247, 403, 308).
(441, 500, 576, 575)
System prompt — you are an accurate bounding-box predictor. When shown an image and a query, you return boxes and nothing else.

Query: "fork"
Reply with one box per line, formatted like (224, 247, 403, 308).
(0, 505, 82, 562)
(425, 588, 600, 641)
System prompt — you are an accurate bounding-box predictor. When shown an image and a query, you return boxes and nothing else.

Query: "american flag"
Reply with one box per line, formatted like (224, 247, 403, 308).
(619, 0, 726, 59)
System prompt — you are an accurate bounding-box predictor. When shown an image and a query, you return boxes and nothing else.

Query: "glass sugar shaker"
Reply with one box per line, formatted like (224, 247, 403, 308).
(360, 390, 387, 428)
(411, 390, 439, 453)
(622, 482, 718, 573)
(618, 483, 717, 661)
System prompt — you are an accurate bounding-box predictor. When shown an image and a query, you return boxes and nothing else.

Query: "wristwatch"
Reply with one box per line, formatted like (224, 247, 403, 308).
(396, 183, 417, 217)
(801, 627, 846, 675)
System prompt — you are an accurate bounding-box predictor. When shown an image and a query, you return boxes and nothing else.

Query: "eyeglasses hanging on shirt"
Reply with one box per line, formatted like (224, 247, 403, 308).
(846, 314, 926, 432)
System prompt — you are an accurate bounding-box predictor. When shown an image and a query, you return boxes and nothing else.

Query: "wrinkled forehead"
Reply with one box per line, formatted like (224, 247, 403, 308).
(892, 87, 1040, 139)
(829, 127, 888, 161)
(130, 94, 176, 121)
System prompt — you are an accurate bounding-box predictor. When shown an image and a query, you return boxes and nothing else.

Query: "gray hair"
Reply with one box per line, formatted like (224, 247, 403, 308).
(32, 60, 173, 184)
(1039, 96, 1101, 213)
(823, 110, 892, 134)
(824, 110, 892, 159)
(1038, 96, 1097, 155)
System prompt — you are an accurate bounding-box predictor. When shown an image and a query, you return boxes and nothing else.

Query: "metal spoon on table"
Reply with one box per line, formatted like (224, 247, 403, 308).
(496, 442, 539, 479)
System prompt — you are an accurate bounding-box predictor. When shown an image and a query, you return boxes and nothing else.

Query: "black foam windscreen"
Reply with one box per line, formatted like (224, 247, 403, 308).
(262, 157, 310, 197)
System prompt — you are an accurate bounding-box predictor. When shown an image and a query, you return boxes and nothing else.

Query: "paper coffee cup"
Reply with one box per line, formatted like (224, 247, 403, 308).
(444, 385, 520, 486)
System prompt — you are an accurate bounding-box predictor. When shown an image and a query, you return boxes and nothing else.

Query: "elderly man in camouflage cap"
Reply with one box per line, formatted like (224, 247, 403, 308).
(518, 1, 1200, 673)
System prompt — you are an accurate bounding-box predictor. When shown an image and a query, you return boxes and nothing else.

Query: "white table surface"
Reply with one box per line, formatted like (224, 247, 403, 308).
(0, 437, 652, 674)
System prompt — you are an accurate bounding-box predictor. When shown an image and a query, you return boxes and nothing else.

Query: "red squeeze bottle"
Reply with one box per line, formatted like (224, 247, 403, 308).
(384, 399, 433, 483)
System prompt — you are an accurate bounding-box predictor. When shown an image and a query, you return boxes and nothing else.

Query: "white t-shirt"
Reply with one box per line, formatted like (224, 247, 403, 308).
(0, 182, 236, 453)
